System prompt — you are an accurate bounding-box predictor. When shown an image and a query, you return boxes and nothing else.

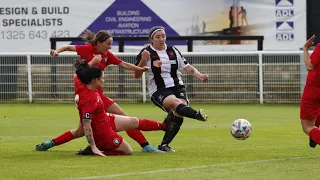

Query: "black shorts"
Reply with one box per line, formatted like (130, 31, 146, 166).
(151, 85, 189, 112)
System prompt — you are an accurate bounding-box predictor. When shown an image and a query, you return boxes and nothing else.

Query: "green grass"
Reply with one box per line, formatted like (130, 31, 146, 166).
(0, 103, 318, 180)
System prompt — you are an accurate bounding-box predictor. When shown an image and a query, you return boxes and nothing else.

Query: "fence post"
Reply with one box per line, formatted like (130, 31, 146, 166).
(118, 41, 125, 98)
(258, 52, 263, 104)
(258, 40, 263, 51)
(142, 72, 147, 103)
(27, 54, 32, 103)
(187, 40, 193, 52)
(300, 52, 306, 93)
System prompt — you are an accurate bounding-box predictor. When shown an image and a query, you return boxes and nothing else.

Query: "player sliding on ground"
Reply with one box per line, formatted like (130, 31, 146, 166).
(35, 29, 163, 153)
(70, 59, 167, 156)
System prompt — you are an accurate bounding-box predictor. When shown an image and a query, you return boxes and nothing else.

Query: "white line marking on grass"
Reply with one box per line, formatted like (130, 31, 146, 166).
(62, 156, 319, 180)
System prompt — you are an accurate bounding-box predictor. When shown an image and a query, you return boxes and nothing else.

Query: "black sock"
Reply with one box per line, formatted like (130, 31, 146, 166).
(161, 116, 184, 145)
(175, 104, 197, 119)
(140, 141, 149, 148)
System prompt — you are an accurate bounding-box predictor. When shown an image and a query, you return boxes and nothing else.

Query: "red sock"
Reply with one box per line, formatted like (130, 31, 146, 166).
(52, 131, 74, 146)
(102, 151, 125, 156)
(125, 129, 148, 145)
(138, 119, 163, 131)
(309, 128, 320, 144)
(162, 122, 167, 131)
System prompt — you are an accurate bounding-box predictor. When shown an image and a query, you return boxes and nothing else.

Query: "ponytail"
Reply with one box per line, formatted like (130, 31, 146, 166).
(81, 29, 112, 46)
(81, 29, 96, 44)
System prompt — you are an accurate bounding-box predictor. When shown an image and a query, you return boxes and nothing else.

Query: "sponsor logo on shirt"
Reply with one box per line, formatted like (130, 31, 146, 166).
(153, 60, 162, 67)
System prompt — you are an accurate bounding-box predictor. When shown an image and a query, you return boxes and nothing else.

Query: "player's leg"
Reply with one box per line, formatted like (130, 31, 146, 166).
(35, 121, 84, 151)
(114, 139, 133, 155)
(301, 118, 318, 146)
(77, 117, 162, 156)
(159, 97, 193, 152)
(100, 93, 160, 152)
(153, 87, 207, 122)
(153, 86, 207, 152)
(162, 95, 207, 121)
(300, 86, 320, 148)
(173, 85, 208, 121)
(77, 122, 131, 156)
(158, 108, 184, 152)
(108, 112, 164, 153)
(310, 116, 320, 147)
(98, 130, 130, 156)
(112, 114, 164, 132)
(150, 88, 181, 152)
(99, 128, 132, 155)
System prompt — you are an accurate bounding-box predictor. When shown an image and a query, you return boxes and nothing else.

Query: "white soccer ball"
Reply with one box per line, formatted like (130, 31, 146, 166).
(230, 119, 252, 140)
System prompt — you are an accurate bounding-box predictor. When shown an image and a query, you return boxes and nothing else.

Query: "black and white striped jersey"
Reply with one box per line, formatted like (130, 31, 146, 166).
(135, 44, 190, 96)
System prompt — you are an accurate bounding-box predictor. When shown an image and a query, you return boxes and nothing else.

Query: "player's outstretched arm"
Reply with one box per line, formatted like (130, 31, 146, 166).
(183, 65, 209, 82)
(82, 118, 105, 157)
(50, 45, 76, 56)
(303, 35, 315, 71)
(118, 61, 149, 73)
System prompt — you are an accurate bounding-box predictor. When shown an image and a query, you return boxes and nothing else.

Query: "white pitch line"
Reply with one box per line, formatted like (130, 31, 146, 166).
(62, 156, 319, 180)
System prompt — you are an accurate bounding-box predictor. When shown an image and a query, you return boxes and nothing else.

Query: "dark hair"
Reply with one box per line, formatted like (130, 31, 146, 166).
(81, 29, 112, 46)
(149, 26, 165, 39)
(74, 59, 102, 84)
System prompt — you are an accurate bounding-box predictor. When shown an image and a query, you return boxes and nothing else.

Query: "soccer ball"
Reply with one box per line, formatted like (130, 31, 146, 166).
(230, 119, 252, 140)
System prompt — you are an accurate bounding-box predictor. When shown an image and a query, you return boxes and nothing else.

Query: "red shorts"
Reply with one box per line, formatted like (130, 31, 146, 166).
(300, 85, 320, 120)
(74, 75, 115, 110)
(95, 113, 123, 151)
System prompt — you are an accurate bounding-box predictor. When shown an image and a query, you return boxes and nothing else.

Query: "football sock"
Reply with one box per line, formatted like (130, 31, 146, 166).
(309, 128, 320, 144)
(138, 119, 163, 131)
(175, 104, 197, 119)
(162, 122, 167, 131)
(161, 116, 184, 145)
(125, 129, 148, 148)
(52, 131, 74, 146)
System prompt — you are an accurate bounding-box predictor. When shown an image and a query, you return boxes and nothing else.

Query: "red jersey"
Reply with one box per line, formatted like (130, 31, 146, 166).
(75, 86, 111, 143)
(75, 44, 122, 71)
(74, 75, 86, 94)
(307, 44, 320, 87)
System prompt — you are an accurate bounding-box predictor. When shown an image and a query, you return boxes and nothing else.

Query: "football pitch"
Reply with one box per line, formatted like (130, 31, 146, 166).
(0, 103, 318, 180)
